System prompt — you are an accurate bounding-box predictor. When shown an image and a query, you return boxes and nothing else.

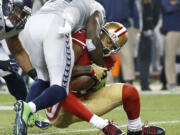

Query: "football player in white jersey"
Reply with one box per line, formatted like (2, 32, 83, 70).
(13, 0, 125, 135)
(0, 0, 51, 131)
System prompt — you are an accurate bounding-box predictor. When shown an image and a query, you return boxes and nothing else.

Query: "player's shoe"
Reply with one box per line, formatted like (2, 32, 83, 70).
(28, 113, 51, 129)
(13, 100, 32, 135)
(102, 122, 125, 135)
(127, 125, 166, 135)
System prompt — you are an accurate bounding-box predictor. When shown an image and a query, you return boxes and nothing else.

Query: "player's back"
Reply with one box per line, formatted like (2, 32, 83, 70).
(39, 0, 104, 32)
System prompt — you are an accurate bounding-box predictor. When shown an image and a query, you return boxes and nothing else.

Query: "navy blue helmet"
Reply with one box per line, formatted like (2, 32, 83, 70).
(1, 0, 33, 31)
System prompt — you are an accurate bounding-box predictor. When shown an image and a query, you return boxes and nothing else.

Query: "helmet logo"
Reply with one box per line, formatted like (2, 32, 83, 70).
(114, 26, 127, 38)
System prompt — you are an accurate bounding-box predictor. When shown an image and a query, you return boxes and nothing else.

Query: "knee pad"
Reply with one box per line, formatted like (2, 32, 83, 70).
(122, 84, 140, 103)
(122, 83, 140, 119)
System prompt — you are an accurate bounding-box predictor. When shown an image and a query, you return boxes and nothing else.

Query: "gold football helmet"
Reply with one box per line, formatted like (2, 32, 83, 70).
(100, 22, 128, 56)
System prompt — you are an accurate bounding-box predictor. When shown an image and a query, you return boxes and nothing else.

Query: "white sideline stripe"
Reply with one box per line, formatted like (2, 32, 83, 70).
(28, 120, 180, 135)
(0, 106, 13, 110)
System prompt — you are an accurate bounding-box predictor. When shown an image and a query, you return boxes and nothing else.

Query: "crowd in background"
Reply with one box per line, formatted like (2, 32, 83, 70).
(0, 0, 180, 91)
(97, 0, 180, 91)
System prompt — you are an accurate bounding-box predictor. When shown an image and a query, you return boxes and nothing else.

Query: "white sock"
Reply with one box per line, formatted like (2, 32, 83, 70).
(128, 117, 142, 132)
(28, 102, 36, 113)
(89, 114, 109, 129)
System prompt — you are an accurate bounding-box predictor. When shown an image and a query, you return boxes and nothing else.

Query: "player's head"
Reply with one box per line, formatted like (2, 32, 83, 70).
(1, 0, 32, 30)
(100, 22, 128, 56)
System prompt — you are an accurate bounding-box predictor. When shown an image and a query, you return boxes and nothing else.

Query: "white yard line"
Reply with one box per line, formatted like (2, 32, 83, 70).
(28, 120, 180, 135)
(0, 105, 179, 134)
(0, 106, 13, 110)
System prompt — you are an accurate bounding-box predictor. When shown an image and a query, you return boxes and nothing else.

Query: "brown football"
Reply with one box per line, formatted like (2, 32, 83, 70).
(70, 75, 96, 91)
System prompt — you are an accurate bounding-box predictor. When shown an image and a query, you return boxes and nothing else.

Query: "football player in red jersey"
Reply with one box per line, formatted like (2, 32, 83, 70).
(45, 22, 165, 135)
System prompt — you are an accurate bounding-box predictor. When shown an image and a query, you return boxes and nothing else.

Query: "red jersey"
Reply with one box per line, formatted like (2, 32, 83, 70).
(72, 30, 91, 65)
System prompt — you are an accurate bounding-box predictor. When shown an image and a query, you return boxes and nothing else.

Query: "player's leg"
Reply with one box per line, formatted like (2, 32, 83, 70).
(122, 84, 142, 133)
(3, 72, 27, 101)
(29, 15, 72, 112)
(45, 84, 124, 128)
(46, 88, 125, 135)
(60, 90, 124, 135)
(48, 83, 141, 131)
(13, 13, 52, 135)
(86, 83, 142, 133)
(47, 83, 139, 128)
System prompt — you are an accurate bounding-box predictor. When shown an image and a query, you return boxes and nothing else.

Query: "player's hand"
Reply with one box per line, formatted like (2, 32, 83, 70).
(0, 59, 18, 72)
(91, 63, 107, 81)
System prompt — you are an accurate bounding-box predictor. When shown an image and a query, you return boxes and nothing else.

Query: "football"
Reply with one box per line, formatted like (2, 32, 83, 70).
(70, 75, 96, 91)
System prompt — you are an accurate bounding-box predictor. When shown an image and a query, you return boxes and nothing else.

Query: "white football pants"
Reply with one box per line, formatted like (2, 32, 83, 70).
(21, 13, 74, 94)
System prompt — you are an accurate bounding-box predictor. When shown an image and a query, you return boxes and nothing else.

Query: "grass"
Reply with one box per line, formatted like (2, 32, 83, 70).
(0, 93, 179, 135)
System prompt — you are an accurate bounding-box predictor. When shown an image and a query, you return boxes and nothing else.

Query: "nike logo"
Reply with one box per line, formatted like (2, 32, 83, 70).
(36, 121, 42, 127)
(10, 62, 16, 65)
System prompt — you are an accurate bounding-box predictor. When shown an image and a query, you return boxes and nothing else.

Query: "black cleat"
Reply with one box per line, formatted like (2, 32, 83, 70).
(102, 122, 125, 135)
(127, 130, 142, 135)
(127, 125, 165, 135)
(142, 125, 165, 135)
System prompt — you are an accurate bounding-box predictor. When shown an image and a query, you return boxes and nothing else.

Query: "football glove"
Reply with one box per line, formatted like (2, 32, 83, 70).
(0, 59, 18, 73)
(91, 63, 107, 82)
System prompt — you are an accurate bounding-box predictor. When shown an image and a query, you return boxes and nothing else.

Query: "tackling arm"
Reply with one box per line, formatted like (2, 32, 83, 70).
(6, 35, 34, 73)
(85, 11, 104, 67)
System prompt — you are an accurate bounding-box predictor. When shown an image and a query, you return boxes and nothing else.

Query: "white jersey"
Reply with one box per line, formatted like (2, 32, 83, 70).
(38, 0, 105, 32)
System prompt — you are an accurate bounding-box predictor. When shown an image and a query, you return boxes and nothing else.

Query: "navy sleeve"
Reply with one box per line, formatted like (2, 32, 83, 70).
(160, 0, 180, 13)
(129, 0, 140, 29)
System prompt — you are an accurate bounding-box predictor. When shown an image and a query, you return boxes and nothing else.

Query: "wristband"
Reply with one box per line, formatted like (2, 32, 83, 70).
(86, 39, 96, 52)
(27, 69, 37, 80)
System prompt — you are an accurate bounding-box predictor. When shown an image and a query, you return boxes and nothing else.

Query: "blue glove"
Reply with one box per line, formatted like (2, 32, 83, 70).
(9, 58, 19, 72)
(0, 59, 19, 73)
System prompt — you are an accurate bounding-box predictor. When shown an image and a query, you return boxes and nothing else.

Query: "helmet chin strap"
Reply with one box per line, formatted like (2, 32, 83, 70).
(4, 16, 14, 28)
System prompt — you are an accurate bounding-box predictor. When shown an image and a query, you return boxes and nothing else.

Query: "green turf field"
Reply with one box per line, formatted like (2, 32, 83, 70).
(0, 93, 179, 135)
